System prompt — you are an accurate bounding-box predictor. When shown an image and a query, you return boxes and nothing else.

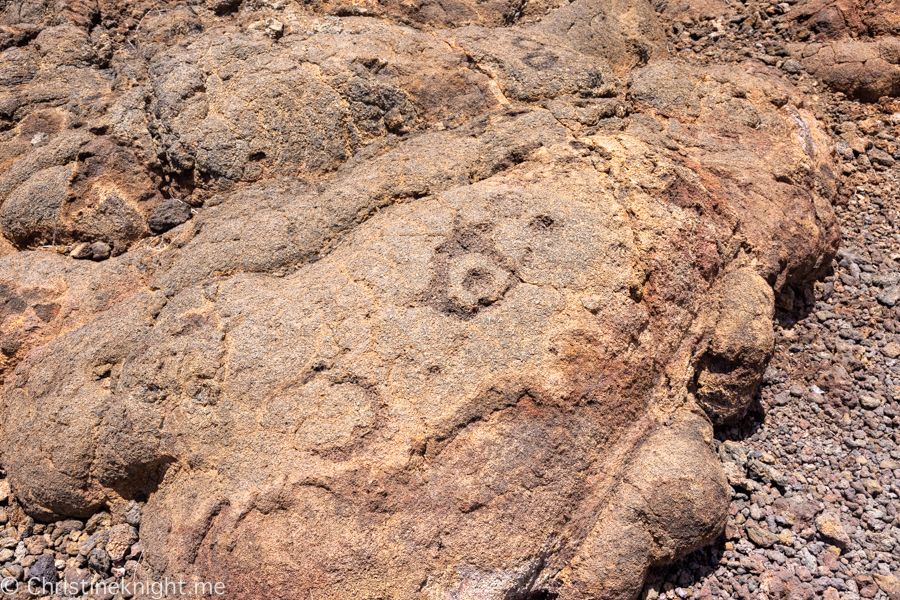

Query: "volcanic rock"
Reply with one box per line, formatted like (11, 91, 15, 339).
(786, 1, 900, 101)
(27, 553, 56, 586)
(0, 0, 842, 598)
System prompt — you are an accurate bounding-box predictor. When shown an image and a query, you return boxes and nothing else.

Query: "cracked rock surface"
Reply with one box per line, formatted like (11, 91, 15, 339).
(0, 0, 848, 598)
(633, 1, 900, 599)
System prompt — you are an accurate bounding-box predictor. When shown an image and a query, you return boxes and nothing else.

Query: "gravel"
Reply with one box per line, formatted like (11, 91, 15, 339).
(0, 478, 149, 595)
(642, 5, 900, 598)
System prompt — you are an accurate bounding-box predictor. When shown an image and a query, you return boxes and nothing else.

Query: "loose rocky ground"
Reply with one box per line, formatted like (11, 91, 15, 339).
(642, 6, 900, 600)
(0, 476, 147, 597)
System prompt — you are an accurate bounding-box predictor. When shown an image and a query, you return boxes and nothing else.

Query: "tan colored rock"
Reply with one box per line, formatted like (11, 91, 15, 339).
(0, 234, 13, 258)
(105, 524, 138, 561)
(874, 572, 900, 600)
(0, 2, 840, 599)
(747, 524, 781, 548)
(694, 269, 775, 424)
(863, 478, 883, 495)
(0, 250, 152, 385)
(883, 342, 900, 358)
(815, 510, 850, 549)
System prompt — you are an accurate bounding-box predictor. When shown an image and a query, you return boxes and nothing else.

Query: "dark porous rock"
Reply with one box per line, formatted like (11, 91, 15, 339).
(84, 512, 111, 535)
(27, 554, 57, 586)
(88, 547, 110, 576)
(124, 501, 142, 527)
(148, 199, 192, 234)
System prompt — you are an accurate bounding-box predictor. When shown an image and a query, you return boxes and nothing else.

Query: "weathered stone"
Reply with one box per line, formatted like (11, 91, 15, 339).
(87, 547, 110, 576)
(747, 524, 781, 548)
(860, 394, 883, 409)
(83, 512, 110, 535)
(147, 199, 191, 234)
(124, 500, 142, 527)
(105, 524, 137, 562)
(815, 510, 851, 549)
(873, 572, 900, 600)
(869, 147, 896, 166)
(88, 241, 110, 261)
(787, 2, 900, 101)
(63, 566, 91, 591)
(877, 286, 900, 307)
(0, 2, 844, 598)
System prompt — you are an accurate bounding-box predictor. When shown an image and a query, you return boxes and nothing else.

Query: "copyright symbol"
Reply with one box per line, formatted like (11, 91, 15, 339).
(0, 578, 17, 595)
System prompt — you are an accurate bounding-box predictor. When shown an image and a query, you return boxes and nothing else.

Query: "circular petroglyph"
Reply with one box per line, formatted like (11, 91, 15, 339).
(447, 253, 511, 312)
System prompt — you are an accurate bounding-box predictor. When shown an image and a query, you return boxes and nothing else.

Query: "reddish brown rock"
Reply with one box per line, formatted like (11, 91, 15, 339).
(788, 0, 900, 39)
(787, 1, 900, 100)
(800, 38, 900, 101)
(760, 569, 815, 600)
(0, 2, 840, 599)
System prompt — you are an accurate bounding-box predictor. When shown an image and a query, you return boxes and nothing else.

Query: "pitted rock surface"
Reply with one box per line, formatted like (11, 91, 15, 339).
(0, 0, 841, 598)
(785, 0, 900, 101)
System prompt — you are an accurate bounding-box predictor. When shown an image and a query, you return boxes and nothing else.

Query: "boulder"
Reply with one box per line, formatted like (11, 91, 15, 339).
(0, 2, 840, 599)
(786, 2, 900, 100)
(787, 0, 900, 39)
(799, 38, 900, 101)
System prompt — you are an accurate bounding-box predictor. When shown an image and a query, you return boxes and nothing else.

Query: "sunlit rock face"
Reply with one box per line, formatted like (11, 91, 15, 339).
(0, 0, 838, 597)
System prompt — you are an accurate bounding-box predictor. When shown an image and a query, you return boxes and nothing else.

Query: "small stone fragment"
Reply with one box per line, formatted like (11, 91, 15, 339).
(859, 395, 882, 409)
(815, 510, 850, 549)
(1, 563, 22, 581)
(265, 18, 284, 39)
(70, 242, 92, 259)
(105, 524, 138, 561)
(63, 566, 91, 590)
(124, 500, 142, 527)
(883, 342, 900, 359)
(862, 478, 883, 495)
(89, 241, 111, 261)
(873, 573, 900, 600)
(782, 59, 803, 73)
(877, 286, 900, 307)
(868, 147, 896, 167)
(148, 199, 192, 234)
(27, 554, 57, 586)
(747, 523, 781, 548)
(88, 547, 110, 576)
(207, 0, 241, 14)
(84, 512, 111, 535)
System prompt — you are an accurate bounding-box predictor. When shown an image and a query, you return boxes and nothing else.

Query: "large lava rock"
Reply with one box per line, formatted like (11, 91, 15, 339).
(786, 0, 900, 101)
(0, 1, 839, 599)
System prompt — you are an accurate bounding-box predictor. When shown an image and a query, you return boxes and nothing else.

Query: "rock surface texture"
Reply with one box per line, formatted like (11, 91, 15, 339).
(630, 1, 900, 599)
(0, 0, 849, 598)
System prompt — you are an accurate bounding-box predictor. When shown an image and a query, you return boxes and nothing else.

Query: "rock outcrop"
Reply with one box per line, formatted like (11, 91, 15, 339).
(786, 0, 900, 101)
(0, 0, 840, 598)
